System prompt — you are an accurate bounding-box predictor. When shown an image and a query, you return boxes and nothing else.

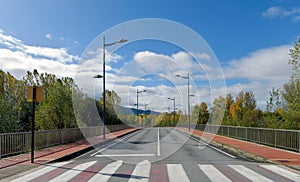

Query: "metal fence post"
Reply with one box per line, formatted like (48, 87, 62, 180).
(298, 131, 300, 153)
(245, 127, 247, 141)
(275, 129, 277, 148)
(0, 134, 2, 159)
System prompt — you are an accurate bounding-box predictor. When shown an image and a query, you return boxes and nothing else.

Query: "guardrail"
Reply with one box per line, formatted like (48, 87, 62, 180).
(179, 124, 300, 153)
(0, 124, 131, 159)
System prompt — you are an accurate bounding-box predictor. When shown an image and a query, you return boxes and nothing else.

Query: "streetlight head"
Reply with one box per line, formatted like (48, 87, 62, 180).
(93, 74, 103, 78)
(143, 90, 147, 92)
(189, 94, 195, 97)
(175, 74, 181, 77)
(118, 39, 128, 43)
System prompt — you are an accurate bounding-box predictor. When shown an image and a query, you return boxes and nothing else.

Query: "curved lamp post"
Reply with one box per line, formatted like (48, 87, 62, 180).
(94, 36, 127, 139)
(136, 89, 146, 127)
(175, 72, 191, 131)
(168, 97, 176, 127)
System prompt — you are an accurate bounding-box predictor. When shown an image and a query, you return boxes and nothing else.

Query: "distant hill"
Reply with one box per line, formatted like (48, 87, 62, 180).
(114, 105, 160, 115)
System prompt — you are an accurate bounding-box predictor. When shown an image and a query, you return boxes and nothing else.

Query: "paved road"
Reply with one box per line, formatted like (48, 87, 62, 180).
(5, 127, 300, 181)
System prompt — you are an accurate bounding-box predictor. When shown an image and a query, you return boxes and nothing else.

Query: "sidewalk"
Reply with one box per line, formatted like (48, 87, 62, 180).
(0, 128, 138, 170)
(179, 127, 300, 170)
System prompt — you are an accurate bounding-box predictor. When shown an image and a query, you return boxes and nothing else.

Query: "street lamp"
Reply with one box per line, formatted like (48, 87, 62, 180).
(95, 36, 127, 139)
(175, 72, 191, 131)
(136, 89, 147, 127)
(168, 97, 176, 127)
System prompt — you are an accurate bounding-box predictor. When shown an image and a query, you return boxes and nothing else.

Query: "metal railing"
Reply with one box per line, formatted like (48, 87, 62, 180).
(0, 124, 131, 159)
(180, 124, 300, 153)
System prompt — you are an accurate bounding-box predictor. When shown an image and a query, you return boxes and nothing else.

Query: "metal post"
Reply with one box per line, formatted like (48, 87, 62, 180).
(136, 89, 139, 126)
(173, 97, 176, 127)
(31, 86, 36, 163)
(188, 73, 190, 131)
(275, 129, 277, 148)
(103, 36, 106, 139)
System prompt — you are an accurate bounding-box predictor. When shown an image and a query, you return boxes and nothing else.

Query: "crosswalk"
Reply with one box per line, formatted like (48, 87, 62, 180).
(9, 160, 300, 182)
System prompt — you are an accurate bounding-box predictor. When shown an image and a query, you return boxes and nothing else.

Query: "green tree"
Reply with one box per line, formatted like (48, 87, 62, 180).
(198, 102, 209, 124)
(99, 90, 122, 125)
(23, 70, 78, 130)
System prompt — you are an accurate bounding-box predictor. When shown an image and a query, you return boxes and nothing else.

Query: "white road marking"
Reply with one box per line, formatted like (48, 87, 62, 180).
(88, 160, 123, 182)
(157, 127, 161, 156)
(167, 164, 189, 182)
(10, 161, 71, 182)
(129, 160, 151, 182)
(177, 129, 236, 159)
(229, 165, 273, 182)
(90, 130, 139, 156)
(260, 164, 300, 181)
(199, 140, 236, 159)
(95, 154, 155, 157)
(49, 160, 97, 182)
(199, 164, 231, 182)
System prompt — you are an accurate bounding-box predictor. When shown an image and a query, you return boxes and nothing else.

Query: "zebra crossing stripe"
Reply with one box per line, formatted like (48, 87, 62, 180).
(167, 164, 189, 182)
(10, 161, 71, 182)
(228, 165, 273, 182)
(88, 160, 123, 182)
(48, 161, 97, 182)
(129, 160, 151, 182)
(260, 165, 300, 181)
(199, 165, 231, 182)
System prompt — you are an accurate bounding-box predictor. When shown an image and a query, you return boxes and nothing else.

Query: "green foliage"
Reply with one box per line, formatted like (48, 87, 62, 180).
(289, 38, 300, 79)
(98, 90, 122, 125)
(0, 70, 28, 133)
(191, 102, 209, 124)
(209, 96, 226, 125)
(281, 79, 300, 129)
(23, 70, 78, 130)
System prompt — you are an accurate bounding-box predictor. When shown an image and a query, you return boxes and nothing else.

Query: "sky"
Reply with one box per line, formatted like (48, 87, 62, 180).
(0, 0, 300, 112)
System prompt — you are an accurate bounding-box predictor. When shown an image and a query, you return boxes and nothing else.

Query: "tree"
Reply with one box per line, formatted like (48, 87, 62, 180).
(209, 96, 226, 125)
(281, 79, 300, 129)
(198, 102, 209, 124)
(0, 70, 28, 132)
(99, 90, 122, 125)
(289, 38, 300, 79)
(223, 94, 234, 125)
(279, 38, 300, 129)
(23, 70, 78, 130)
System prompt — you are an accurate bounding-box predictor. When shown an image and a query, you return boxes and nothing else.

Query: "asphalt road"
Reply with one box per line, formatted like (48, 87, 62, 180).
(5, 127, 300, 182)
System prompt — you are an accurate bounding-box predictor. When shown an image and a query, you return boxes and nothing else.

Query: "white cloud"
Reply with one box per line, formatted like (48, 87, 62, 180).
(0, 30, 79, 79)
(262, 6, 300, 22)
(224, 45, 292, 81)
(45, 33, 52, 40)
(223, 45, 293, 109)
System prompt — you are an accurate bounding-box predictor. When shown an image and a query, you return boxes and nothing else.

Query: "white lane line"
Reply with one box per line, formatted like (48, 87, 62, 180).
(177, 129, 236, 159)
(88, 160, 123, 182)
(167, 164, 189, 182)
(90, 130, 139, 156)
(95, 154, 155, 157)
(10, 161, 71, 182)
(199, 140, 236, 159)
(49, 160, 97, 182)
(199, 165, 231, 182)
(157, 127, 161, 156)
(129, 160, 151, 182)
(228, 165, 273, 182)
(260, 164, 300, 181)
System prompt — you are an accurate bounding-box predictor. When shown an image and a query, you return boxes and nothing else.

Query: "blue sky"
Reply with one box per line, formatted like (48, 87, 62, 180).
(0, 0, 300, 111)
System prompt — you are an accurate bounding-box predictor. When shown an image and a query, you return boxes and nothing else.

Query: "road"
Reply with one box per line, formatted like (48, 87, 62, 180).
(5, 127, 300, 182)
